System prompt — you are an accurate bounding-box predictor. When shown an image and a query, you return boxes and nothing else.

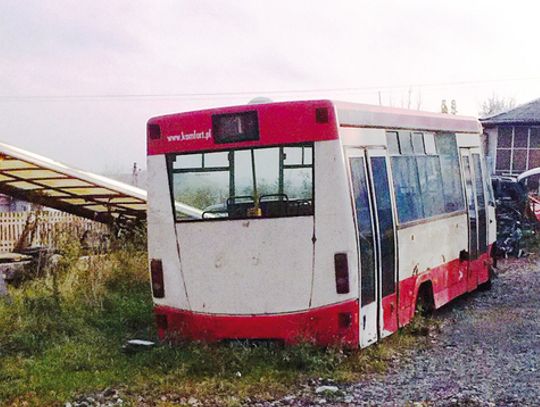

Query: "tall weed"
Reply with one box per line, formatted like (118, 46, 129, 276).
(0, 230, 151, 358)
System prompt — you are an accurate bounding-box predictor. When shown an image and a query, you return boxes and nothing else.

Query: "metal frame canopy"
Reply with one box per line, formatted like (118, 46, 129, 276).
(0, 141, 148, 224)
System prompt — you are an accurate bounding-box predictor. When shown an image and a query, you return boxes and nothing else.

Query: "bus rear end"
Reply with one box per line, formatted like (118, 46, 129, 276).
(147, 100, 360, 346)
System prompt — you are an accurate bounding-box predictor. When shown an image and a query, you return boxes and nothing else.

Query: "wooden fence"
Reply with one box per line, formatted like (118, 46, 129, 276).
(0, 211, 108, 253)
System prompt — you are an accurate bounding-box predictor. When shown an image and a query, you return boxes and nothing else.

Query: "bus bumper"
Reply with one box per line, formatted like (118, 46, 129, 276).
(154, 300, 359, 347)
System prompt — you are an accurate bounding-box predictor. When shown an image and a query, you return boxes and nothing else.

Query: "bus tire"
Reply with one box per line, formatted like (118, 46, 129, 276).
(415, 282, 435, 316)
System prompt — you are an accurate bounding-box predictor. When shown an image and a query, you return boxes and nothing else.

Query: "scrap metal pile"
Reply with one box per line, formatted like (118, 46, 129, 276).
(492, 176, 538, 258)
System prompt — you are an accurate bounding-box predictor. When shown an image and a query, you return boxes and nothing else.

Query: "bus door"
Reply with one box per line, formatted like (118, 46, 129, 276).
(460, 148, 488, 292)
(348, 148, 398, 348)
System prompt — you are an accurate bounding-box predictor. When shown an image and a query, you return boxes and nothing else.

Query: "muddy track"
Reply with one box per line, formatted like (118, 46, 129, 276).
(261, 256, 540, 407)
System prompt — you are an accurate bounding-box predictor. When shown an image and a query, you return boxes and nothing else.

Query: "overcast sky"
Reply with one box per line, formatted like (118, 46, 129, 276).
(1, 0, 540, 173)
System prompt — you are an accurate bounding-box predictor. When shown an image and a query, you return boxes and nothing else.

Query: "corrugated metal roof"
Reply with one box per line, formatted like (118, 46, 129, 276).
(0, 141, 147, 224)
(480, 98, 540, 125)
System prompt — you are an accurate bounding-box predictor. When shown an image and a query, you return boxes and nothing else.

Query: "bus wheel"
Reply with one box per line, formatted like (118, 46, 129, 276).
(415, 282, 435, 316)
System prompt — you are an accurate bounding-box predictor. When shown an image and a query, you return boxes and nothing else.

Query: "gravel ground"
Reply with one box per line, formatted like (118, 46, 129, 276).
(260, 256, 540, 407)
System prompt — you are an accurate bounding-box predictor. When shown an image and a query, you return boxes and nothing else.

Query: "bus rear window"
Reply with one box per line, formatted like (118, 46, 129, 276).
(168, 144, 314, 221)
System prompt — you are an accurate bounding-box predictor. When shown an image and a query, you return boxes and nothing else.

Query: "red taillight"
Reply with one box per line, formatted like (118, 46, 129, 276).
(150, 259, 165, 298)
(334, 253, 350, 294)
(147, 123, 161, 140)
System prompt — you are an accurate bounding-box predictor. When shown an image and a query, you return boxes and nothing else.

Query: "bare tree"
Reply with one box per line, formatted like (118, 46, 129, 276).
(415, 89, 423, 110)
(441, 99, 448, 114)
(407, 87, 413, 109)
(480, 93, 516, 118)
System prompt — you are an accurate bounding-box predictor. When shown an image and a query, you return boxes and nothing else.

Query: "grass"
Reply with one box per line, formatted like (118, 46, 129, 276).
(0, 235, 434, 406)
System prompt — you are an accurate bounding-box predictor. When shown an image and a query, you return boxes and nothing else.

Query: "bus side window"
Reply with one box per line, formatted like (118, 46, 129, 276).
(386, 132, 400, 155)
(390, 132, 464, 224)
(398, 132, 413, 154)
(391, 156, 424, 222)
(436, 134, 465, 213)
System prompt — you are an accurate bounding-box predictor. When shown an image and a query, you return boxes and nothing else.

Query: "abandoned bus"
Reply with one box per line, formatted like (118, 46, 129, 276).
(146, 100, 496, 348)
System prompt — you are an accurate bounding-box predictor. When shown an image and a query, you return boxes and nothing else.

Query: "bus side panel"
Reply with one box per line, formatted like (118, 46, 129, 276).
(147, 155, 191, 310)
(310, 140, 359, 327)
(474, 250, 492, 286)
(397, 214, 468, 326)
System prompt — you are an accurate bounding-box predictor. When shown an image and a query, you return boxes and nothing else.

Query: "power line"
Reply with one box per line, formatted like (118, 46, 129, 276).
(1, 76, 539, 101)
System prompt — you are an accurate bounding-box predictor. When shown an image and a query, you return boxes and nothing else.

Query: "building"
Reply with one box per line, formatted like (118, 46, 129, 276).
(481, 98, 540, 176)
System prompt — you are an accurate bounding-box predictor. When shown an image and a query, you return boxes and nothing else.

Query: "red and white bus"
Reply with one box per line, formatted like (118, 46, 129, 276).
(146, 100, 496, 348)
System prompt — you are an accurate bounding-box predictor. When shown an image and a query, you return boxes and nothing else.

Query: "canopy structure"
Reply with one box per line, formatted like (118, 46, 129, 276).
(0, 141, 147, 224)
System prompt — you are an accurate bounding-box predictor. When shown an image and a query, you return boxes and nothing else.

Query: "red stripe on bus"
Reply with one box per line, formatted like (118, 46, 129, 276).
(382, 292, 399, 333)
(154, 299, 359, 347)
(147, 100, 338, 155)
(398, 246, 492, 327)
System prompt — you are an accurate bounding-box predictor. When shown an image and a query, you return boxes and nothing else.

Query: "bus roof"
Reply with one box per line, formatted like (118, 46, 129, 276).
(147, 100, 481, 155)
(333, 101, 482, 134)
